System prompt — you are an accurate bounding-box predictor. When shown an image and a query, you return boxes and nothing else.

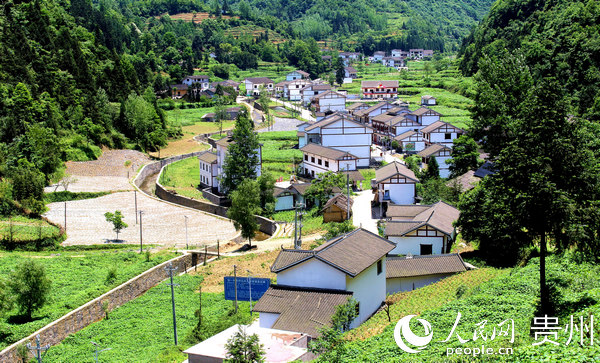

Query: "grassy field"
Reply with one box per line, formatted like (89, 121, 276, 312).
(0, 216, 61, 242)
(0, 249, 178, 350)
(233, 62, 296, 85)
(272, 207, 324, 235)
(159, 157, 206, 201)
(43, 274, 253, 363)
(334, 256, 600, 361)
(259, 131, 302, 181)
(358, 169, 375, 190)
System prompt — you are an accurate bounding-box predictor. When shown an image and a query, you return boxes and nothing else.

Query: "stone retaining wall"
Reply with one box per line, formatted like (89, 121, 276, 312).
(0, 253, 200, 362)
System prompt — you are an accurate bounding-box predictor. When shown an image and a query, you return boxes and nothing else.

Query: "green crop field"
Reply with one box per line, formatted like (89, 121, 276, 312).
(159, 157, 207, 201)
(44, 274, 252, 362)
(0, 249, 178, 350)
(259, 131, 302, 181)
(272, 207, 324, 235)
(332, 257, 600, 361)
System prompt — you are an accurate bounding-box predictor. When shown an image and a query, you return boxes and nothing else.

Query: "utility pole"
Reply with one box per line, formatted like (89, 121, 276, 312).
(27, 335, 50, 363)
(91, 341, 111, 363)
(247, 270, 253, 317)
(346, 173, 351, 220)
(165, 262, 179, 345)
(184, 215, 189, 250)
(293, 203, 298, 248)
(233, 265, 238, 313)
(134, 190, 138, 224)
(139, 211, 144, 253)
(294, 202, 305, 249)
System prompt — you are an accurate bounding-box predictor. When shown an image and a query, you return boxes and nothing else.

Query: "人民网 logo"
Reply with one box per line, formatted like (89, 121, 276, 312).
(394, 315, 433, 353)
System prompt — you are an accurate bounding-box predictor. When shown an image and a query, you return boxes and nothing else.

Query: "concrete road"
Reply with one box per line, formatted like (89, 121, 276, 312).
(270, 98, 315, 122)
(352, 190, 378, 234)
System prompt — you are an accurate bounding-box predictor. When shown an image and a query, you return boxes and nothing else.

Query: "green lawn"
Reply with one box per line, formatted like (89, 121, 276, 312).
(272, 207, 324, 235)
(0, 249, 178, 350)
(358, 169, 375, 190)
(164, 107, 216, 127)
(0, 216, 61, 242)
(159, 157, 206, 201)
(44, 274, 252, 362)
(259, 131, 302, 181)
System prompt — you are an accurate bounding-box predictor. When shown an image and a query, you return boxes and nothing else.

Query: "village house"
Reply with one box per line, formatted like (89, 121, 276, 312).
(373, 51, 386, 62)
(182, 75, 210, 89)
(423, 49, 434, 58)
(405, 107, 442, 126)
(211, 80, 240, 91)
(254, 228, 396, 333)
(384, 201, 459, 255)
(346, 102, 370, 116)
(386, 253, 467, 294)
(421, 95, 437, 106)
(198, 151, 218, 190)
(301, 84, 331, 106)
(287, 79, 313, 101)
(322, 193, 353, 222)
(286, 70, 311, 81)
(244, 77, 274, 97)
(273, 183, 342, 211)
(391, 49, 409, 58)
(170, 84, 188, 99)
(311, 90, 347, 113)
(274, 80, 290, 99)
(394, 130, 426, 153)
(339, 51, 361, 65)
(200, 107, 242, 122)
(373, 161, 419, 205)
(420, 120, 464, 148)
(344, 66, 357, 79)
(361, 80, 399, 100)
(417, 143, 453, 178)
(353, 101, 396, 125)
(382, 57, 405, 68)
(301, 113, 373, 167)
(370, 107, 418, 145)
(215, 136, 262, 193)
(300, 143, 358, 178)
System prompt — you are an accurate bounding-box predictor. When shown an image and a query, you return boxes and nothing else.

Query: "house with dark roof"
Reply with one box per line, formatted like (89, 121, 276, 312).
(384, 201, 460, 255)
(373, 161, 419, 205)
(311, 90, 346, 113)
(198, 151, 218, 189)
(200, 107, 241, 122)
(421, 120, 464, 148)
(386, 253, 467, 293)
(273, 183, 342, 211)
(301, 113, 373, 168)
(244, 77, 274, 96)
(361, 80, 399, 100)
(421, 95, 437, 106)
(300, 143, 358, 178)
(417, 143, 453, 178)
(301, 83, 331, 106)
(286, 70, 310, 81)
(405, 107, 441, 126)
(182, 75, 210, 89)
(322, 193, 353, 222)
(394, 130, 426, 153)
(254, 228, 395, 334)
(344, 66, 357, 79)
(373, 51, 386, 62)
(353, 101, 395, 125)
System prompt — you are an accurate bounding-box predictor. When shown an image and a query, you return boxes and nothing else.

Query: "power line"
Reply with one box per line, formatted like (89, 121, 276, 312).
(91, 341, 111, 363)
(165, 262, 179, 345)
(27, 335, 50, 363)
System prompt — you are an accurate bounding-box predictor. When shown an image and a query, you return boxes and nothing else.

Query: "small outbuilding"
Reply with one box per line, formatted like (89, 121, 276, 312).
(322, 193, 353, 222)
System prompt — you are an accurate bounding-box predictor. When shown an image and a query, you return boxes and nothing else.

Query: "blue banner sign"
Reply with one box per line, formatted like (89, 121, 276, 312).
(224, 277, 271, 302)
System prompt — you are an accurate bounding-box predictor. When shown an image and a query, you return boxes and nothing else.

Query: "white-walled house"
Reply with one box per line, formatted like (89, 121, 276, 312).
(421, 95, 437, 106)
(373, 51, 386, 62)
(394, 130, 426, 153)
(384, 201, 459, 255)
(297, 122, 309, 148)
(391, 49, 409, 58)
(344, 66, 357, 79)
(198, 151, 218, 190)
(405, 107, 441, 126)
(288, 79, 313, 101)
(421, 120, 464, 148)
(301, 84, 332, 106)
(286, 70, 310, 81)
(353, 101, 396, 125)
(273, 183, 339, 211)
(253, 228, 396, 334)
(386, 254, 467, 294)
(215, 136, 262, 193)
(244, 77, 274, 96)
(303, 114, 373, 167)
(382, 57, 405, 68)
(361, 80, 398, 100)
(182, 75, 210, 89)
(374, 161, 419, 205)
(417, 143, 452, 178)
(300, 143, 358, 178)
(311, 90, 346, 113)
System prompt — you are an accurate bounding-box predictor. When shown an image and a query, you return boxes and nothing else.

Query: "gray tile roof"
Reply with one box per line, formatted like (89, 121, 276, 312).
(386, 253, 467, 278)
(374, 161, 419, 184)
(362, 80, 399, 88)
(252, 285, 352, 337)
(417, 143, 450, 158)
(322, 193, 353, 213)
(197, 152, 217, 164)
(410, 107, 441, 117)
(300, 143, 357, 160)
(246, 77, 274, 84)
(385, 201, 459, 236)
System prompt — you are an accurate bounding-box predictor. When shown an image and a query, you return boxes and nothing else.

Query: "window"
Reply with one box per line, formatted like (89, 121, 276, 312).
(325, 161, 329, 168)
(304, 154, 308, 161)
(445, 133, 451, 140)
(355, 302, 360, 316)
(311, 157, 315, 163)
(318, 159, 322, 165)
(377, 260, 382, 275)
(420, 244, 433, 255)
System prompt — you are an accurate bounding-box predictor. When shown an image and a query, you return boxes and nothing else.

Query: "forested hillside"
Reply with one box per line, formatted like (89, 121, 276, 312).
(459, 0, 600, 120)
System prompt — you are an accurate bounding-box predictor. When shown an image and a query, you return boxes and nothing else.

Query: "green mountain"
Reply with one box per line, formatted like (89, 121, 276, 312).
(459, 0, 600, 120)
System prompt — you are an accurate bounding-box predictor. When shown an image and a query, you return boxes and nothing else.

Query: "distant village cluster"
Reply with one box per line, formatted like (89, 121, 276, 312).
(183, 62, 478, 362)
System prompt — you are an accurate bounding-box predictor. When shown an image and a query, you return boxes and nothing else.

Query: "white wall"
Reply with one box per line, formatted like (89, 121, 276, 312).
(259, 312, 281, 329)
(277, 258, 347, 290)
(430, 132, 459, 145)
(420, 115, 440, 126)
(386, 273, 454, 294)
(318, 98, 346, 112)
(435, 156, 451, 179)
(199, 161, 214, 188)
(346, 259, 386, 328)
(401, 141, 425, 153)
(387, 236, 444, 255)
(275, 195, 295, 211)
(382, 183, 415, 205)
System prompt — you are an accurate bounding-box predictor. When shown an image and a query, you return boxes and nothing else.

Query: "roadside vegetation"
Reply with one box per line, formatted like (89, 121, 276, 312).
(0, 249, 178, 350)
(159, 157, 207, 201)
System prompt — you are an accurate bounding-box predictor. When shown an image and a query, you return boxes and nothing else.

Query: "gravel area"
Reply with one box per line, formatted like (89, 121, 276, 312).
(44, 191, 238, 247)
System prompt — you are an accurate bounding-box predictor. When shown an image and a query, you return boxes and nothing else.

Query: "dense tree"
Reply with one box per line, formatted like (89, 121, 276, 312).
(422, 157, 439, 181)
(309, 298, 358, 363)
(227, 179, 261, 247)
(8, 260, 51, 319)
(305, 171, 345, 207)
(220, 109, 260, 194)
(257, 173, 276, 215)
(447, 135, 480, 178)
